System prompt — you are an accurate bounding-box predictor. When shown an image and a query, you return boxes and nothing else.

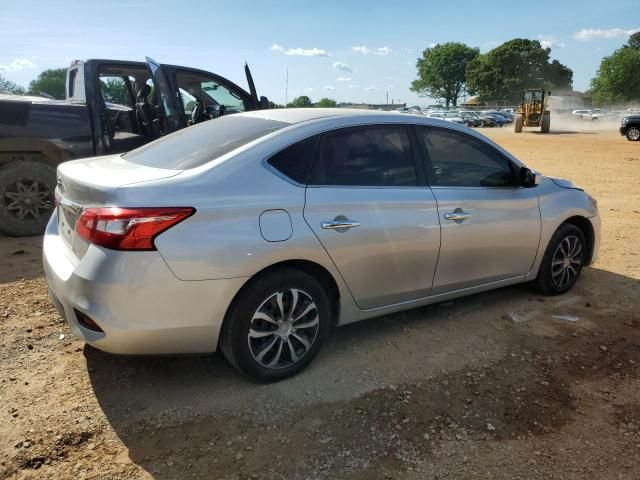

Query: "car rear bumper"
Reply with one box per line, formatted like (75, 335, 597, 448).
(43, 211, 247, 355)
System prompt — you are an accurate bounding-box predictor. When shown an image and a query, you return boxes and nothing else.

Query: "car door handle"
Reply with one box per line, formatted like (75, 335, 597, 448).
(321, 220, 360, 230)
(444, 212, 471, 221)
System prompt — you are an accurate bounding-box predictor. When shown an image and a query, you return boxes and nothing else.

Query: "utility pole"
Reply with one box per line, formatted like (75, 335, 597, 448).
(386, 91, 389, 106)
(285, 66, 289, 105)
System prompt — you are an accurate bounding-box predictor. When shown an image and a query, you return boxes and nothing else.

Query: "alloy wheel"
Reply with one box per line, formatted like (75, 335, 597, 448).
(551, 235, 583, 288)
(1, 178, 53, 220)
(247, 289, 320, 369)
(628, 128, 640, 141)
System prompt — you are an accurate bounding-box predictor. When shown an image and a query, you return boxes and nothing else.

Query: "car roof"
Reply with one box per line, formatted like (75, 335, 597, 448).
(236, 108, 403, 125)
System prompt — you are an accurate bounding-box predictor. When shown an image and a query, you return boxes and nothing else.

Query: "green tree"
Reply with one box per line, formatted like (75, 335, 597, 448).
(286, 95, 313, 108)
(410, 42, 479, 107)
(626, 31, 640, 50)
(590, 41, 640, 106)
(0, 74, 26, 95)
(100, 77, 130, 105)
(28, 68, 66, 99)
(466, 39, 573, 103)
(316, 97, 337, 107)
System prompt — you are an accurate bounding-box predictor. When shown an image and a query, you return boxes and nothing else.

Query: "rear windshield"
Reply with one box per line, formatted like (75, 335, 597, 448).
(123, 115, 289, 169)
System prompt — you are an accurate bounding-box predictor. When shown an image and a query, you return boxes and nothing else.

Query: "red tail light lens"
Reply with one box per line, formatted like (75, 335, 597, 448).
(76, 207, 195, 251)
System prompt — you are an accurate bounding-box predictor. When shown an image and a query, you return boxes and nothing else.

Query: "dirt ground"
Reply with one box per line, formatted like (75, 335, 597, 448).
(1, 121, 639, 479)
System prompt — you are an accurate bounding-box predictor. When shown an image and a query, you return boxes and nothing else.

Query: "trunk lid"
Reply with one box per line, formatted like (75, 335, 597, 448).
(55, 154, 182, 256)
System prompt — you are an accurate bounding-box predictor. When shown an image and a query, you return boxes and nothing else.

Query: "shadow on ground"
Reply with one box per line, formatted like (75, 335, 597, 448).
(85, 266, 640, 479)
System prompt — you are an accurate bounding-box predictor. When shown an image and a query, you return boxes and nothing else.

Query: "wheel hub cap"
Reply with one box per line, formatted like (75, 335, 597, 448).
(248, 288, 320, 370)
(551, 235, 583, 288)
(2, 179, 53, 220)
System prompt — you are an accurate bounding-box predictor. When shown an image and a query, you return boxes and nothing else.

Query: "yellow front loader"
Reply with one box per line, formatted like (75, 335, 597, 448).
(514, 89, 550, 133)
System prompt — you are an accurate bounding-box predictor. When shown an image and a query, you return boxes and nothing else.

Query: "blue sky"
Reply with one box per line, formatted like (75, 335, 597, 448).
(1, 0, 638, 105)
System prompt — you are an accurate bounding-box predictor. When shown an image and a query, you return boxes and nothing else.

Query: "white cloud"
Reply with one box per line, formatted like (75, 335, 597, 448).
(387, 84, 395, 89)
(429, 42, 437, 48)
(406, 60, 414, 66)
(573, 27, 640, 41)
(270, 44, 329, 57)
(538, 35, 566, 49)
(365, 85, 379, 91)
(304, 87, 315, 92)
(351, 46, 393, 56)
(332, 61, 352, 73)
(324, 85, 335, 91)
(0, 58, 37, 72)
(348, 85, 360, 89)
(336, 76, 351, 82)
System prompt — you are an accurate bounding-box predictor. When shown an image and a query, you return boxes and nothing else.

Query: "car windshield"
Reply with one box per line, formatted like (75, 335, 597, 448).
(123, 115, 289, 169)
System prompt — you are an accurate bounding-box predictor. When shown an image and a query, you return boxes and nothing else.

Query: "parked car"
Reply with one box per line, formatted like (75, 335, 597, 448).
(571, 109, 604, 121)
(620, 114, 640, 141)
(483, 110, 513, 123)
(44, 109, 600, 381)
(459, 110, 495, 127)
(0, 57, 269, 236)
(458, 112, 482, 127)
(481, 112, 508, 127)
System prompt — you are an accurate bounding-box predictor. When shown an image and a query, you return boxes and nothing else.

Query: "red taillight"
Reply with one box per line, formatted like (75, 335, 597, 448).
(76, 207, 195, 251)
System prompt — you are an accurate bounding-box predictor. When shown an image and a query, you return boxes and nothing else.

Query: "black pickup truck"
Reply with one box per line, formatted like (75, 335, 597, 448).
(0, 57, 268, 236)
(620, 114, 640, 141)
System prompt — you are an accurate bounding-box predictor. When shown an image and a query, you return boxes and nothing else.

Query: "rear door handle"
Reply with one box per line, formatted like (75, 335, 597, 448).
(444, 212, 471, 221)
(321, 220, 360, 230)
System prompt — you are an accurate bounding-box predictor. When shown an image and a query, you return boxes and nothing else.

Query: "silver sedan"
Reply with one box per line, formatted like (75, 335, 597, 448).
(44, 109, 600, 380)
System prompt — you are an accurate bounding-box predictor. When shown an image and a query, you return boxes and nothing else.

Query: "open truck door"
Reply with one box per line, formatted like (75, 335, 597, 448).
(146, 56, 186, 134)
(244, 63, 269, 110)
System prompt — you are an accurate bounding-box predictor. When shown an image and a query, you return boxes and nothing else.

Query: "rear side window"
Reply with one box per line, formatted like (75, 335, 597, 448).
(419, 127, 513, 187)
(267, 136, 318, 185)
(309, 126, 417, 187)
(124, 115, 288, 169)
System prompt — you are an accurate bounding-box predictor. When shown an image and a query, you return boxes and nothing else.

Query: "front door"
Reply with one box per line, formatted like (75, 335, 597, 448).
(417, 126, 541, 294)
(146, 56, 185, 133)
(303, 125, 441, 310)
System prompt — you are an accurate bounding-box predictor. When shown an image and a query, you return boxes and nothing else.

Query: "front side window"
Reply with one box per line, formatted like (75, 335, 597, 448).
(419, 127, 513, 187)
(309, 126, 417, 187)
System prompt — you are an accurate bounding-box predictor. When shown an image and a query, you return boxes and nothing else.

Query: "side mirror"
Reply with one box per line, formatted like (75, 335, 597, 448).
(520, 167, 541, 187)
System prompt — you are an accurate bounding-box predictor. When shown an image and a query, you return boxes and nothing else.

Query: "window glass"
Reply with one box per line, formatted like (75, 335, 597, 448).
(309, 126, 417, 187)
(99, 75, 133, 106)
(419, 127, 513, 187)
(175, 72, 247, 114)
(123, 115, 288, 169)
(201, 81, 245, 113)
(267, 136, 318, 184)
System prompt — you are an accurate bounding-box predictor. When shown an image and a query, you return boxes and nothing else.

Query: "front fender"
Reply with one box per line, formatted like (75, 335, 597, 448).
(524, 178, 599, 280)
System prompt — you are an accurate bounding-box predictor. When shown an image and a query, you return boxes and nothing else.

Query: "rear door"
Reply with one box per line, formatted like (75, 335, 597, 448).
(145, 56, 185, 133)
(417, 126, 541, 294)
(303, 125, 441, 310)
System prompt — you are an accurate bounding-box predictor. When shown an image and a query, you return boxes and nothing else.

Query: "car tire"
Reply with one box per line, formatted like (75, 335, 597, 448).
(534, 224, 586, 295)
(220, 267, 331, 382)
(514, 114, 523, 133)
(541, 113, 551, 133)
(626, 127, 640, 141)
(0, 160, 56, 237)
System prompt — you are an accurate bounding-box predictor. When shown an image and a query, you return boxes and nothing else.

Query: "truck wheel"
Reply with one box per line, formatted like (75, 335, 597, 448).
(0, 161, 56, 237)
(541, 113, 551, 133)
(514, 114, 523, 133)
(626, 127, 640, 141)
